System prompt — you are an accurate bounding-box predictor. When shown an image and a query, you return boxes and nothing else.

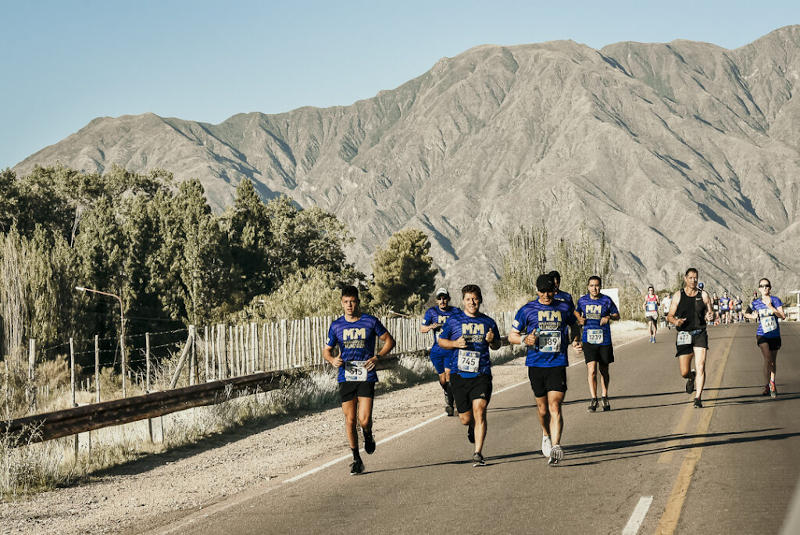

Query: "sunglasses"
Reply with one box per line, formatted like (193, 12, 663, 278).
(436, 296, 449, 300)
(758, 284, 770, 288)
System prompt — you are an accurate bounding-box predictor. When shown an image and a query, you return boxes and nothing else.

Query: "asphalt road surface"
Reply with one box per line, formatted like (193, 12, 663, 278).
(154, 323, 800, 534)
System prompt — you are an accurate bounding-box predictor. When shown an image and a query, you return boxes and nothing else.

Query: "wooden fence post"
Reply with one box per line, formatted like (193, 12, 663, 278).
(27, 339, 36, 410)
(204, 326, 209, 382)
(94, 335, 100, 403)
(70, 338, 78, 458)
(189, 325, 196, 386)
(146, 332, 153, 443)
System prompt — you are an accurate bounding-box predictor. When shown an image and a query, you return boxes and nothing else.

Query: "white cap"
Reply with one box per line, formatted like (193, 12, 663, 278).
(435, 287, 450, 297)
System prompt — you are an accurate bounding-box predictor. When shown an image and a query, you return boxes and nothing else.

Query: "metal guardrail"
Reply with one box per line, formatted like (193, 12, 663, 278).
(1, 351, 427, 448)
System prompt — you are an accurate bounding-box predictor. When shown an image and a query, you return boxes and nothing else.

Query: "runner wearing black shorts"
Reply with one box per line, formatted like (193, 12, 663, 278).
(744, 278, 786, 398)
(667, 268, 714, 408)
(508, 274, 580, 466)
(576, 276, 620, 411)
(437, 285, 501, 467)
(323, 286, 395, 475)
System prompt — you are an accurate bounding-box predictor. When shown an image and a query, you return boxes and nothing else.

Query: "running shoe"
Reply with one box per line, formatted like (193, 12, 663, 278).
(693, 398, 703, 409)
(548, 445, 563, 466)
(467, 426, 475, 444)
(762, 384, 770, 396)
(686, 371, 696, 394)
(472, 452, 486, 467)
(769, 380, 777, 399)
(350, 458, 364, 475)
(445, 404, 455, 417)
(587, 398, 599, 412)
(541, 434, 552, 458)
(363, 431, 376, 455)
(602, 396, 611, 411)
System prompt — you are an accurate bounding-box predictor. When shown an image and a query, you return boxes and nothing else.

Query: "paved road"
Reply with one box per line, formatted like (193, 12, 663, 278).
(156, 323, 800, 534)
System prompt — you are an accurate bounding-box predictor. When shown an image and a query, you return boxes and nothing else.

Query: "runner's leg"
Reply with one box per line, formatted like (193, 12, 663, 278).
(356, 395, 373, 433)
(547, 391, 565, 445)
(342, 399, 358, 448)
(535, 395, 550, 436)
(587, 361, 598, 399)
(472, 398, 488, 454)
(693, 347, 707, 399)
(599, 363, 610, 397)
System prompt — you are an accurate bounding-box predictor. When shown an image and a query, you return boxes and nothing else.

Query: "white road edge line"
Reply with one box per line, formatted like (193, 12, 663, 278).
(622, 496, 653, 535)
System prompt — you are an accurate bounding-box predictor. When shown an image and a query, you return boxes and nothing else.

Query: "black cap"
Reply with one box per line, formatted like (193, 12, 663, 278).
(536, 274, 556, 292)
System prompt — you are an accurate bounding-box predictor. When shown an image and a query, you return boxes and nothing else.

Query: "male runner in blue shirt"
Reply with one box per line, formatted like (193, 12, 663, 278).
(323, 286, 395, 475)
(437, 284, 500, 467)
(509, 274, 581, 466)
(576, 276, 620, 411)
(420, 287, 461, 416)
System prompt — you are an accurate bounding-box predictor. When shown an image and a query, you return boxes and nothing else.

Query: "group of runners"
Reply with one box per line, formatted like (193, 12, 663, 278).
(322, 268, 787, 474)
(646, 285, 752, 342)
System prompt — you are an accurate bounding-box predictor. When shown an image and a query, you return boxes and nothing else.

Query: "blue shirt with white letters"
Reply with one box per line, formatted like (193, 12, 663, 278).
(513, 299, 577, 367)
(576, 294, 618, 346)
(438, 310, 499, 378)
(326, 314, 387, 383)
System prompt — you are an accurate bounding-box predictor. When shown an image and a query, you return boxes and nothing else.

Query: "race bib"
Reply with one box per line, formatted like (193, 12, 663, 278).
(761, 316, 777, 333)
(457, 350, 480, 373)
(677, 331, 692, 345)
(646, 302, 657, 312)
(586, 329, 604, 344)
(539, 331, 562, 353)
(344, 360, 368, 381)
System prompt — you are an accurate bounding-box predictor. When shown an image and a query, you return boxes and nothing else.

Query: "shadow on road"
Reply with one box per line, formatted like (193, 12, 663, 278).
(563, 427, 799, 467)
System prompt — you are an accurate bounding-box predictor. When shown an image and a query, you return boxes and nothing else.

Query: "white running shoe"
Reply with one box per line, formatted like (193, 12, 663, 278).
(541, 434, 552, 458)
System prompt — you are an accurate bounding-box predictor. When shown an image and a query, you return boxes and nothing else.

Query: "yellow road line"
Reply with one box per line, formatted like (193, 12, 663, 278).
(655, 332, 735, 534)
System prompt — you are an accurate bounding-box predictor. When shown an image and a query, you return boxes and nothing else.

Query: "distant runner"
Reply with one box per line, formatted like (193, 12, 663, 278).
(744, 278, 786, 398)
(576, 276, 620, 412)
(420, 287, 461, 416)
(643, 285, 659, 343)
(323, 286, 395, 475)
(548, 270, 575, 308)
(719, 291, 731, 325)
(661, 293, 673, 330)
(437, 284, 501, 467)
(667, 268, 715, 408)
(734, 295, 744, 323)
(509, 274, 581, 466)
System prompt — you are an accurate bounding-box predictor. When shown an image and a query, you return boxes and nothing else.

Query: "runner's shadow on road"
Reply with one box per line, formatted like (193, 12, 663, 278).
(564, 427, 797, 467)
(580, 386, 770, 411)
(712, 392, 800, 407)
(363, 450, 540, 475)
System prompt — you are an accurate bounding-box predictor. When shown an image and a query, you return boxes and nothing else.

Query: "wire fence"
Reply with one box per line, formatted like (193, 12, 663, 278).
(8, 311, 517, 418)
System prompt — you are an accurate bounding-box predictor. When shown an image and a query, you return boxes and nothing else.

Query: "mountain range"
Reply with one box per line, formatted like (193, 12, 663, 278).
(14, 25, 800, 300)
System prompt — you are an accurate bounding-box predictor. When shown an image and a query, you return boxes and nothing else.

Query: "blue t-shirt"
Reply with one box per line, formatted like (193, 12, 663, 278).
(555, 290, 575, 308)
(719, 297, 730, 311)
(576, 294, 618, 346)
(438, 311, 499, 378)
(326, 314, 387, 383)
(421, 305, 461, 359)
(512, 299, 577, 367)
(750, 296, 783, 338)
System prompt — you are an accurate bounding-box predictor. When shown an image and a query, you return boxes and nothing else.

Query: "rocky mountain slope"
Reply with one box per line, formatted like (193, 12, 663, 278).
(15, 26, 800, 297)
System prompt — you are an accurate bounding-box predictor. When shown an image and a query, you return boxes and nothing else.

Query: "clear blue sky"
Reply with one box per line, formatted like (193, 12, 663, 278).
(1, 0, 798, 169)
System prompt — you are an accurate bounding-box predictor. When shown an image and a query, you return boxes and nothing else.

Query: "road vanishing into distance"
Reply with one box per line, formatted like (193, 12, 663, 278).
(150, 323, 800, 534)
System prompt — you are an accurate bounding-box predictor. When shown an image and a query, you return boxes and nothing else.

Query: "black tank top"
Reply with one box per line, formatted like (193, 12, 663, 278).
(676, 289, 706, 331)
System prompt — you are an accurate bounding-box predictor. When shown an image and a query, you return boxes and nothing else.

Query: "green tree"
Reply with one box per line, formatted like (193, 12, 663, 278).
(555, 226, 612, 299)
(238, 267, 342, 321)
(149, 180, 230, 325)
(371, 229, 437, 313)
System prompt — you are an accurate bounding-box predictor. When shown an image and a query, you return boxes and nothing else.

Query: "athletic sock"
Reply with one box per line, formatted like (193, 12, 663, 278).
(351, 447, 361, 461)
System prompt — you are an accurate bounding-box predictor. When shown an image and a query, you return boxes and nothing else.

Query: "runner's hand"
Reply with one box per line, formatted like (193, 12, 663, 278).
(453, 336, 468, 349)
(331, 356, 343, 368)
(522, 332, 537, 346)
(577, 315, 586, 326)
(705, 311, 715, 322)
(600, 316, 610, 325)
(485, 329, 495, 343)
(365, 356, 378, 371)
(573, 340, 583, 351)
(674, 317, 686, 327)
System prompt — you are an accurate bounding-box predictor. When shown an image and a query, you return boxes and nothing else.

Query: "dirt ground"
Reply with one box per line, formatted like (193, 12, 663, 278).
(0, 326, 647, 534)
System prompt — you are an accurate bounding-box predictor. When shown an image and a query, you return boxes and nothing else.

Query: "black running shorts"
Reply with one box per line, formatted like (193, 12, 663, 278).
(675, 329, 709, 357)
(583, 343, 614, 365)
(338, 381, 375, 402)
(450, 373, 492, 413)
(528, 366, 567, 398)
(757, 336, 781, 351)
